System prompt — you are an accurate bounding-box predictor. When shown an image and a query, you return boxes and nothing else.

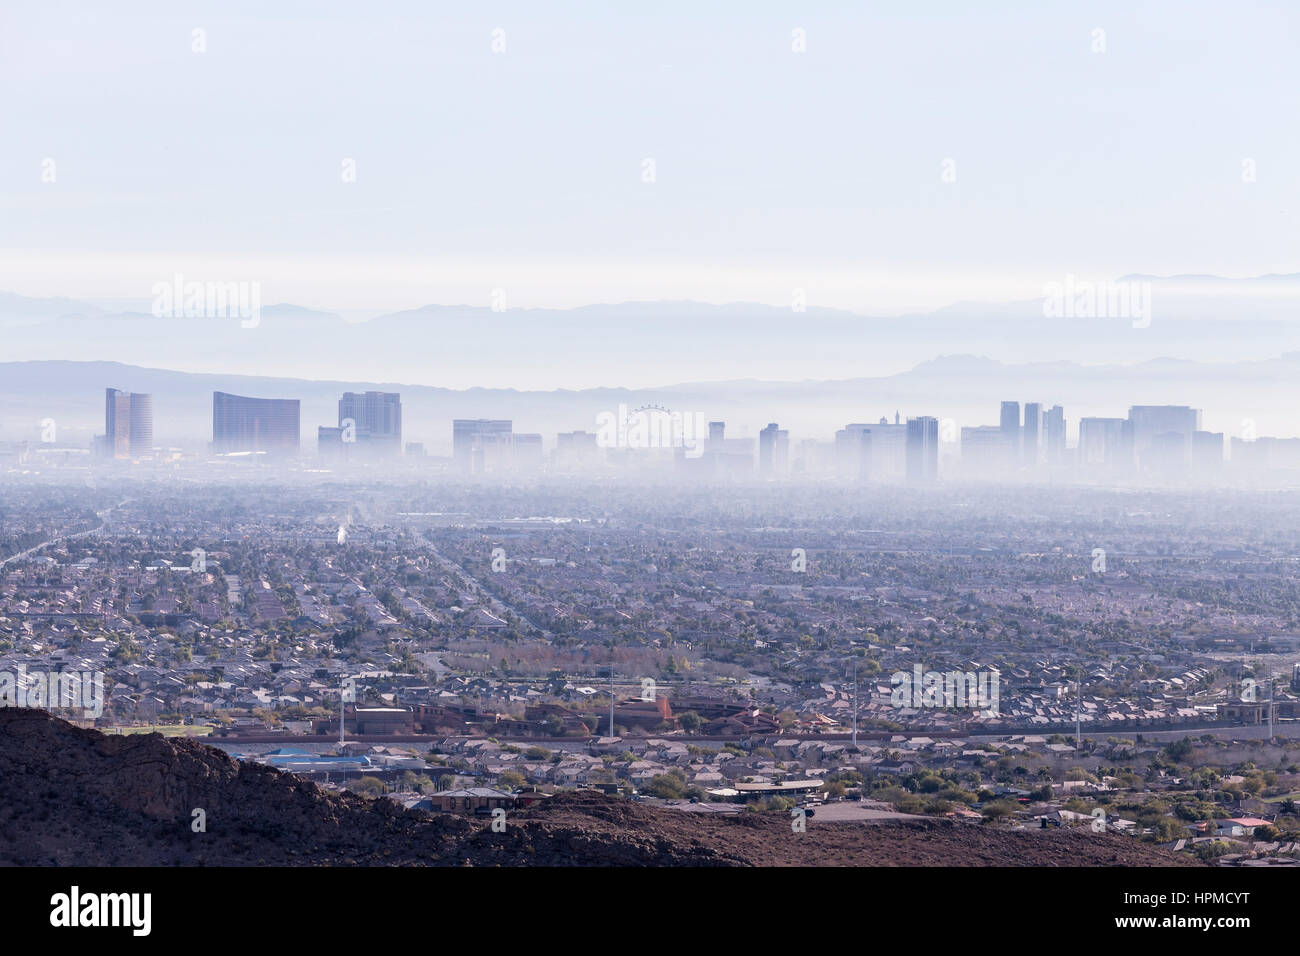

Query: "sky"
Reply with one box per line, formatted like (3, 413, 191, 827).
(2, 0, 1298, 320)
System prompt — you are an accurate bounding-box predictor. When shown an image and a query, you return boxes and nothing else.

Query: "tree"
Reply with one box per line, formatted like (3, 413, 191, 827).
(347, 776, 388, 797)
(498, 770, 527, 790)
(644, 772, 687, 800)
(980, 800, 1019, 823)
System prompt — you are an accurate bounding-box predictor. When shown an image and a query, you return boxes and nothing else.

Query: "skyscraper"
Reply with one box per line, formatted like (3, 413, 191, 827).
(834, 424, 872, 479)
(513, 433, 544, 469)
(338, 391, 402, 455)
(1127, 405, 1201, 471)
(1192, 430, 1224, 473)
(453, 419, 513, 473)
(1078, 417, 1127, 468)
(708, 421, 726, 454)
(1023, 402, 1044, 467)
(759, 423, 789, 475)
(999, 401, 1020, 467)
(1044, 405, 1066, 465)
(960, 426, 1008, 474)
(905, 416, 938, 482)
(104, 388, 153, 459)
(212, 391, 300, 455)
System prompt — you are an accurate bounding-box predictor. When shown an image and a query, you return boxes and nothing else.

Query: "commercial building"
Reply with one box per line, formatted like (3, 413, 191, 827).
(1000, 401, 1020, 467)
(452, 419, 513, 473)
(1078, 417, 1130, 469)
(960, 425, 1009, 474)
(103, 388, 154, 459)
(212, 391, 300, 455)
(1127, 405, 1201, 471)
(759, 423, 790, 475)
(834, 424, 872, 479)
(906, 416, 939, 482)
(1023, 402, 1044, 467)
(1044, 405, 1066, 465)
(337, 391, 402, 455)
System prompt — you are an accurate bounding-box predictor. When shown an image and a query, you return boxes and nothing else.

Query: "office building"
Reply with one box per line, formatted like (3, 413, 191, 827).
(905, 416, 939, 482)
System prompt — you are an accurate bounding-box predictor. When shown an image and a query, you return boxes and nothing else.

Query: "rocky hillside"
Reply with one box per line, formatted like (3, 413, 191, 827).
(0, 710, 1196, 866)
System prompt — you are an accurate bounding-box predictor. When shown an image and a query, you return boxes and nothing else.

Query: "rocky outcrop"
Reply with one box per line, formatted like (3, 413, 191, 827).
(0, 710, 1198, 867)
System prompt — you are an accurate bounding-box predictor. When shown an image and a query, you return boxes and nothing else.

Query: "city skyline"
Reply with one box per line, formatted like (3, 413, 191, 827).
(8, 383, 1299, 484)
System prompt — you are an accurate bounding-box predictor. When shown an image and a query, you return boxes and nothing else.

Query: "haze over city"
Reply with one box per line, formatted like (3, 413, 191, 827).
(2, 3, 1298, 922)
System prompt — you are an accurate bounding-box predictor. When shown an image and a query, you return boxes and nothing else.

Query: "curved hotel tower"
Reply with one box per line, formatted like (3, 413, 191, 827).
(212, 391, 300, 455)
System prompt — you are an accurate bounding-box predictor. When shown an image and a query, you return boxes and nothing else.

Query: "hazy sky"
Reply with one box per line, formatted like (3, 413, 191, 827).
(2, 1, 1299, 315)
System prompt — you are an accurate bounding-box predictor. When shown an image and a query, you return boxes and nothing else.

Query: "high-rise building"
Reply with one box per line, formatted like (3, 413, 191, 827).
(317, 425, 345, 457)
(834, 424, 873, 479)
(865, 417, 908, 479)
(1192, 430, 1224, 472)
(759, 423, 790, 475)
(1044, 405, 1066, 465)
(960, 425, 1009, 474)
(337, 391, 402, 455)
(453, 419, 513, 473)
(1231, 436, 1300, 471)
(103, 388, 153, 459)
(212, 391, 300, 455)
(513, 433, 544, 469)
(1078, 417, 1128, 468)
(1023, 402, 1044, 467)
(708, 421, 726, 454)
(905, 416, 938, 482)
(1127, 405, 1201, 471)
(555, 430, 600, 470)
(999, 401, 1020, 467)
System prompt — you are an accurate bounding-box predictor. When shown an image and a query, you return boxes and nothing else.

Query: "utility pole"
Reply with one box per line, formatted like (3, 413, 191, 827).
(851, 660, 858, 750)
(608, 672, 615, 738)
(1075, 679, 1082, 750)
(1268, 675, 1274, 743)
(340, 676, 352, 748)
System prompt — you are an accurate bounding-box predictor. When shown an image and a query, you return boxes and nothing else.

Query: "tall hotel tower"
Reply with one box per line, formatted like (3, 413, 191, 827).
(104, 388, 154, 459)
(212, 391, 301, 455)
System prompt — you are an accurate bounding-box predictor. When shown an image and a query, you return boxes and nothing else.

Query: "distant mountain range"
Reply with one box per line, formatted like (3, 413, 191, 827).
(3, 273, 1300, 393)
